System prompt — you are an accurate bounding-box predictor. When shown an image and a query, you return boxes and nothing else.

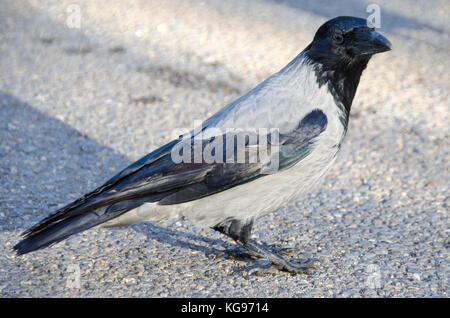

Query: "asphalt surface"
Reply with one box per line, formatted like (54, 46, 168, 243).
(0, 0, 448, 297)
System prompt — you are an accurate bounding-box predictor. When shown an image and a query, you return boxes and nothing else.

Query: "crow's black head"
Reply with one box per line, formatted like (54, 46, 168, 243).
(308, 16, 392, 69)
(305, 16, 392, 122)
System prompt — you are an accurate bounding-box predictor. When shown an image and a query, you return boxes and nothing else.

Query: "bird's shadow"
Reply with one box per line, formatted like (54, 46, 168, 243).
(136, 222, 229, 255)
(132, 223, 268, 274)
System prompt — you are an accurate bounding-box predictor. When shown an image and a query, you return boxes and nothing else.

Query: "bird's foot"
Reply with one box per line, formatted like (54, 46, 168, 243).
(243, 240, 314, 275)
(212, 219, 314, 274)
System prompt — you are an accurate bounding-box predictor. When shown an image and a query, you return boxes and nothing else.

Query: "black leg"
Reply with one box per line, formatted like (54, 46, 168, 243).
(213, 218, 313, 274)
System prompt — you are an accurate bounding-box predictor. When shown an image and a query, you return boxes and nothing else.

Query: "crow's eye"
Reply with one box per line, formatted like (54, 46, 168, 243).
(333, 32, 344, 44)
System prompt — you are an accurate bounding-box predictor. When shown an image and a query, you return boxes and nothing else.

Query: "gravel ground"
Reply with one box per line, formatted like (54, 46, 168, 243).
(0, 0, 448, 297)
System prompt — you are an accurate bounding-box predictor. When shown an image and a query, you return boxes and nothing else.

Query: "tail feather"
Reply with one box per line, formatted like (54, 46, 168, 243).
(14, 203, 135, 255)
(20, 184, 119, 239)
(15, 207, 101, 255)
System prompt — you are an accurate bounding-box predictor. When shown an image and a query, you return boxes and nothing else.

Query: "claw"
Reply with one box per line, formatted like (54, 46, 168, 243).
(242, 240, 315, 275)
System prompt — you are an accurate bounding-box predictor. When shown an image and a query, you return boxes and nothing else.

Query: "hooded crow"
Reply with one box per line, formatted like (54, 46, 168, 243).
(14, 16, 391, 273)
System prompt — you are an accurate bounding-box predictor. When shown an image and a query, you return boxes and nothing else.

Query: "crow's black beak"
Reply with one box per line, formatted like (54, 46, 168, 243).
(348, 28, 392, 56)
(368, 30, 392, 53)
